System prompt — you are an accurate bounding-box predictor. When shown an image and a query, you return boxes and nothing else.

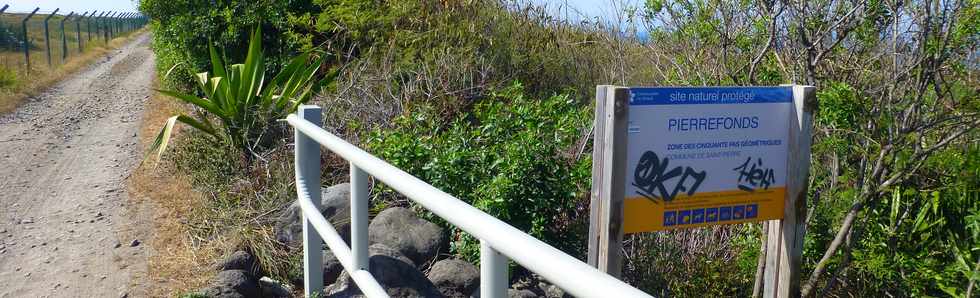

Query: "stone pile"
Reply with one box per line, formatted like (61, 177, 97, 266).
(198, 184, 572, 298)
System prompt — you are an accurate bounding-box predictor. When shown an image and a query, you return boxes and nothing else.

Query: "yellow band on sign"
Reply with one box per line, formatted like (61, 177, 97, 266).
(623, 187, 785, 233)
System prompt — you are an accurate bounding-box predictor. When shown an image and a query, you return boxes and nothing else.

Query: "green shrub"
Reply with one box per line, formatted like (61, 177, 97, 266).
(0, 66, 17, 90)
(139, 0, 320, 90)
(366, 82, 592, 261)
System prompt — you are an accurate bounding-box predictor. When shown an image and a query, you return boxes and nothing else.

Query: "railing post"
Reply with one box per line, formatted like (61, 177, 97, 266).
(297, 105, 324, 297)
(351, 164, 370, 271)
(481, 241, 509, 298)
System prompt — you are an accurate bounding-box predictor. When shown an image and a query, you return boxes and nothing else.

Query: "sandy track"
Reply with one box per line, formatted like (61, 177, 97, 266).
(0, 34, 155, 298)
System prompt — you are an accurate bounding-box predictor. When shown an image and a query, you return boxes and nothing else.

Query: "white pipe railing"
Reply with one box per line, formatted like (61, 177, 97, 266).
(288, 105, 653, 298)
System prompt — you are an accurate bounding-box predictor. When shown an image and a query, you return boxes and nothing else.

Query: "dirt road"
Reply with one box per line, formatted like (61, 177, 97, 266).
(0, 34, 155, 298)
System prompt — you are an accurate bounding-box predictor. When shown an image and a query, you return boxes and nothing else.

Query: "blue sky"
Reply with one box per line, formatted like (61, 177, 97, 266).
(537, 0, 638, 22)
(5, 0, 138, 15)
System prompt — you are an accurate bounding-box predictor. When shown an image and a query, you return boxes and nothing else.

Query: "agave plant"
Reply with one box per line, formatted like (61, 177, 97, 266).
(151, 27, 333, 161)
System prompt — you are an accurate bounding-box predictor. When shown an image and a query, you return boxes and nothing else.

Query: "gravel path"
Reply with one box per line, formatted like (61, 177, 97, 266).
(0, 34, 155, 298)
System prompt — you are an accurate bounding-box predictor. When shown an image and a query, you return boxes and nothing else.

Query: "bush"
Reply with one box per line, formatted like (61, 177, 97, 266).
(150, 28, 331, 161)
(0, 66, 17, 90)
(366, 82, 592, 262)
(139, 0, 321, 90)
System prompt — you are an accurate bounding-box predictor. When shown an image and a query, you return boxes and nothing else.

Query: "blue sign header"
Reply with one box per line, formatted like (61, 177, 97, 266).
(629, 86, 792, 105)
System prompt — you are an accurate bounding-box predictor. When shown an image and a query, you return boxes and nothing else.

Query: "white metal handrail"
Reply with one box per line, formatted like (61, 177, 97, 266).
(288, 105, 652, 298)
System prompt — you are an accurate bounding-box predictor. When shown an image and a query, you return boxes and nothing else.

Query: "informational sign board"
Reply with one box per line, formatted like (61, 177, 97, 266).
(622, 87, 792, 232)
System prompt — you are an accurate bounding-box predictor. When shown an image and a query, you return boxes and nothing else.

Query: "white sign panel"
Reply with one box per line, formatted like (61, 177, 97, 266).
(623, 87, 793, 232)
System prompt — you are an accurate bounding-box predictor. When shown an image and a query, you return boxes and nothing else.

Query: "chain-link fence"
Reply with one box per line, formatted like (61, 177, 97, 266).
(0, 4, 146, 76)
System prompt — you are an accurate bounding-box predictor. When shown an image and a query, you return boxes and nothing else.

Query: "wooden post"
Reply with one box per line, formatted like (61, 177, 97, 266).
(587, 86, 630, 278)
(763, 85, 815, 297)
(587, 85, 608, 268)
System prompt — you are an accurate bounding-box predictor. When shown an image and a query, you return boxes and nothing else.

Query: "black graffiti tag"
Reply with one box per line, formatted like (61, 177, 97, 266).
(733, 157, 775, 192)
(632, 151, 706, 203)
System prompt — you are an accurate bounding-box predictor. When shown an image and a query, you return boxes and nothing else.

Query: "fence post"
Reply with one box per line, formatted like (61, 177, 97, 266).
(481, 241, 509, 298)
(22, 8, 40, 72)
(60, 11, 74, 63)
(43, 8, 59, 67)
(117, 13, 124, 33)
(76, 12, 87, 53)
(0, 5, 8, 57)
(296, 105, 324, 297)
(89, 11, 99, 42)
(110, 12, 117, 38)
(0, 5, 5, 59)
(103, 12, 113, 44)
(105, 12, 111, 40)
(0, 5, 5, 56)
(762, 85, 815, 298)
(350, 165, 370, 271)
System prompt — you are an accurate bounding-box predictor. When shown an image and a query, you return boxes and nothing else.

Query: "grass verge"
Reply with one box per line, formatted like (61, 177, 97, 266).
(128, 77, 223, 296)
(0, 28, 148, 114)
(129, 76, 301, 296)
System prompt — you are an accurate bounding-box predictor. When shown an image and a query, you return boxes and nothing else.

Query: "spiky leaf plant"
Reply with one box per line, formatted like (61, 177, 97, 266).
(151, 27, 333, 161)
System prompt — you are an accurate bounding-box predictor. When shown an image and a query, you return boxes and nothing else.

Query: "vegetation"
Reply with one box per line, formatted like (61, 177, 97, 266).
(138, 0, 320, 90)
(368, 82, 593, 261)
(141, 0, 979, 296)
(150, 27, 332, 161)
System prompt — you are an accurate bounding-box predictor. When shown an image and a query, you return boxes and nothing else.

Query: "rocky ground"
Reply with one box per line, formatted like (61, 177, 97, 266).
(0, 34, 155, 298)
(196, 183, 570, 298)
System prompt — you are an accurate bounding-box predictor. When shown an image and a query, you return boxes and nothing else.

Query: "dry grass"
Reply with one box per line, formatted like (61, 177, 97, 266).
(0, 28, 147, 114)
(129, 76, 300, 297)
(127, 79, 227, 297)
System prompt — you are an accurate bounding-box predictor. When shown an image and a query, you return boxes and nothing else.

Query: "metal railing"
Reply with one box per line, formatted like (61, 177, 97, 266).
(287, 105, 653, 298)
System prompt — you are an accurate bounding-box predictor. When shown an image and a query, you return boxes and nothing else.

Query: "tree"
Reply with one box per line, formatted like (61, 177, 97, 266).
(640, 0, 980, 295)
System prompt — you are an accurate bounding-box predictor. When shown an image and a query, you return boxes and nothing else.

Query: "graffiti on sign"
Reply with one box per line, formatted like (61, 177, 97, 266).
(632, 151, 706, 203)
(733, 157, 775, 192)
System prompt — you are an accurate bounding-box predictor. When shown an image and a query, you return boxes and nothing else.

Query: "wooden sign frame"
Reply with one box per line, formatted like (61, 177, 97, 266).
(587, 85, 815, 297)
